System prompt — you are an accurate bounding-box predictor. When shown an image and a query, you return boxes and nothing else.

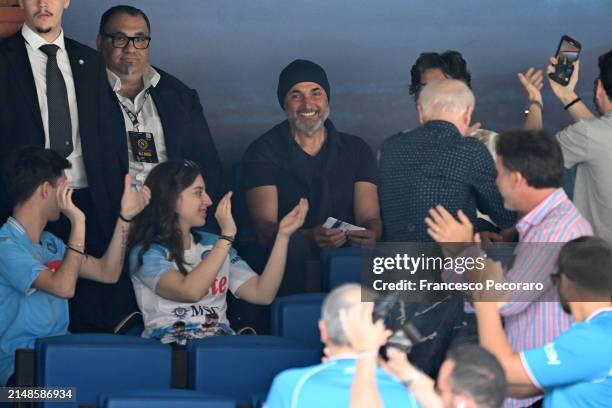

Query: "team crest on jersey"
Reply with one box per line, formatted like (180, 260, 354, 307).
(173, 306, 188, 320)
(46, 241, 58, 254)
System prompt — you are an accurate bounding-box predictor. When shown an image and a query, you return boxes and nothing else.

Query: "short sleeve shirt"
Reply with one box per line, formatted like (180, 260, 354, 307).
(242, 120, 377, 228)
(129, 231, 257, 344)
(0, 217, 68, 385)
(265, 358, 420, 408)
(520, 308, 612, 408)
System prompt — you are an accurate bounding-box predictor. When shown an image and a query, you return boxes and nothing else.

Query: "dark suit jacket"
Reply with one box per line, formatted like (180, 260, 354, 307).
(0, 32, 119, 241)
(107, 68, 223, 210)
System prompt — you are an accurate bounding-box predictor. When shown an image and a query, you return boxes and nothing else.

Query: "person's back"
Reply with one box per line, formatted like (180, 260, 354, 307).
(265, 358, 419, 408)
(380, 120, 508, 241)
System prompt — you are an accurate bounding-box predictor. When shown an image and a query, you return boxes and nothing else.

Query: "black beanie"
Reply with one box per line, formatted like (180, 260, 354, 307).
(277, 59, 330, 109)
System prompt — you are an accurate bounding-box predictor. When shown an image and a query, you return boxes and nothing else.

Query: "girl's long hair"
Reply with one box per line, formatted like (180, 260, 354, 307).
(128, 160, 203, 275)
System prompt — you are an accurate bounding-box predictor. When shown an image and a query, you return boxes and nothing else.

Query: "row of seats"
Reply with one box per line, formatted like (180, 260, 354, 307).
(34, 334, 322, 407)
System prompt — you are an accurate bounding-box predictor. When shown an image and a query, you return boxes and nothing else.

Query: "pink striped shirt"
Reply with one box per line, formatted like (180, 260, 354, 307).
(444, 189, 593, 408)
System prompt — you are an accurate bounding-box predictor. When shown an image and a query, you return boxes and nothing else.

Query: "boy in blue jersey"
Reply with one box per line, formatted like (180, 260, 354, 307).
(0, 146, 150, 385)
(265, 284, 419, 408)
(474, 236, 612, 407)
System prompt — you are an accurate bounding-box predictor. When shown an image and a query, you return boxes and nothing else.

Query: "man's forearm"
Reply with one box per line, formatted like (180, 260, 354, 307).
(351, 358, 384, 408)
(557, 91, 595, 122)
(98, 218, 131, 282)
(474, 303, 514, 359)
(524, 104, 543, 130)
(361, 218, 383, 240)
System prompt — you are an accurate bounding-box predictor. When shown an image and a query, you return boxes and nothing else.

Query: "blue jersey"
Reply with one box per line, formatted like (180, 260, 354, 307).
(0, 218, 69, 385)
(521, 308, 612, 408)
(265, 357, 419, 408)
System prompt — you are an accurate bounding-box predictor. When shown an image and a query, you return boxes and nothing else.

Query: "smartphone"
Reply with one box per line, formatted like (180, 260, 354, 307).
(549, 35, 582, 86)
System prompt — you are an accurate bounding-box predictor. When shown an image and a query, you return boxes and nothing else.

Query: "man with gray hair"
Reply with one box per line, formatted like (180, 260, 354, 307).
(379, 79, 514, 243)
(264, 284, 419, 408)
(377, 79, 515, 378)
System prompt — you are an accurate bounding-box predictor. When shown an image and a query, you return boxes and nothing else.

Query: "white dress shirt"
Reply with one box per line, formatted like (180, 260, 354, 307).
(21, 24, 88, 188)
(107, 65, 167, 190)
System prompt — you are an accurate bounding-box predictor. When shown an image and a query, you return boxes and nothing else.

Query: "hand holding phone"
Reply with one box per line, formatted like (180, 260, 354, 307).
(548, 35, 581, 86)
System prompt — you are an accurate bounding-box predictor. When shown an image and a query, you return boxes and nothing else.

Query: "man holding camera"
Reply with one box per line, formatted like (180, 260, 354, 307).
(264, 284, 418, 408)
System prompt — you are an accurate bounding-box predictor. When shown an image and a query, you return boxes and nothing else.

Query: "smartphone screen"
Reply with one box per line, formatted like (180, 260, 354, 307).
(557, 39, 580, 64)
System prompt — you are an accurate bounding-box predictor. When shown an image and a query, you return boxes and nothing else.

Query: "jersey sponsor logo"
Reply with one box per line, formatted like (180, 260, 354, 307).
(205, 276, 227, 296)
(544, 343, 561, 365)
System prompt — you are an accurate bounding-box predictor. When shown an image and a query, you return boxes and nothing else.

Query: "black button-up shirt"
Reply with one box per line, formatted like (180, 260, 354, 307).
(242, 120, 377, 229)
(379, 120, 515, 242)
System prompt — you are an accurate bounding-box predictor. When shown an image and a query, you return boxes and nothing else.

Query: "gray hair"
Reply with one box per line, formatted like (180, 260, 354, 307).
(417, 79, 475, 119)
(321, 283, 363, 346)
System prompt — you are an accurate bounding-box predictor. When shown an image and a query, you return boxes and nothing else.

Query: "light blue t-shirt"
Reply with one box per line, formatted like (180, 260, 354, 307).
(265, 357, 420, 408)
(521, 307, 612, 408)
(0, 217, 69, 385)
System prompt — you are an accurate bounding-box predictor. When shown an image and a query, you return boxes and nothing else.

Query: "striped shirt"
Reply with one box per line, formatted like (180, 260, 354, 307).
(445, 188, 593, 407)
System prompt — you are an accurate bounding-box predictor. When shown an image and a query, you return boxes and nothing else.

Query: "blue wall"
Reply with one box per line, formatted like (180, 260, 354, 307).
(64, 0, 611, 165)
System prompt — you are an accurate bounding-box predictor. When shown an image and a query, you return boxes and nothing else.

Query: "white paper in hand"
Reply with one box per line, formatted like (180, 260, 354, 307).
(322, 217, 365, 232)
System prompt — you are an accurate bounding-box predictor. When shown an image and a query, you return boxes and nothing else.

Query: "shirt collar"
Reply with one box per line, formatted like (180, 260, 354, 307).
(22, 23, 66, 52)
(106, 65, 161, 93)
(517, 188, 567, 233)
(6, 217, 28, 240)
(586, 306, 612, 322)
(423, 120, 461, 136)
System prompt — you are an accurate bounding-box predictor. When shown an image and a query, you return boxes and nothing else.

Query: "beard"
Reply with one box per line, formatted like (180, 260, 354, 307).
(35, 26, 53, 34)
(289, 108, 330, 136)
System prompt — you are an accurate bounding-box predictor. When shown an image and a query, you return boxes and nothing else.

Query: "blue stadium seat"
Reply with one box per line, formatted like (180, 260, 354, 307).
(322, 248, 363, 291)
(35, 334, 172, 408)
(270, 293, 326, 345)
(99, 389, 235, 408)
(187, 335, 321, 405)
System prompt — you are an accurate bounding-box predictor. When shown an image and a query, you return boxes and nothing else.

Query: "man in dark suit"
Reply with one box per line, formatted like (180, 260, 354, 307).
(0, 1, 125, 332)
(96, 5, 223, 205)
(84, 5, 223, 334)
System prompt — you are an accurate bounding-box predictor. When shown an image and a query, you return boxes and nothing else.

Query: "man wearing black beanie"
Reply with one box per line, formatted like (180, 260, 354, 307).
(241, 59, 382, 297)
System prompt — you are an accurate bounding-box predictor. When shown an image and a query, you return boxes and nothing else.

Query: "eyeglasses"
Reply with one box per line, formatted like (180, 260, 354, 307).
(102, 33, 151, 49)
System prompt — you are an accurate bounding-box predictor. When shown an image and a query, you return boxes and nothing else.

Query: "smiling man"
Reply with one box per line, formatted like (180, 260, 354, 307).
(242, 59, 382, 295)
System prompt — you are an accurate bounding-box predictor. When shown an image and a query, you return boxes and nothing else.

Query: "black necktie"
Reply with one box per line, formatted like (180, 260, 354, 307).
(39, 44, 73, 158)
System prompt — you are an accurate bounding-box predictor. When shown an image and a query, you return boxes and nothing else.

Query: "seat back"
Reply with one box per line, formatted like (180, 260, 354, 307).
(36, 334, 172, 407)
(187, 336, 320, 405)
(100, 389, 235, 408)
(270, 293, 326, 345)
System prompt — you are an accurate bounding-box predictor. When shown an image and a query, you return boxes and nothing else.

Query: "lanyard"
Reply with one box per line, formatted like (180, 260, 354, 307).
(118, 87, 152, 129)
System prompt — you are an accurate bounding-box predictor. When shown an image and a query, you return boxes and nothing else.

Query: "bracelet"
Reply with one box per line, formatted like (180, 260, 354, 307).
(524, 100, 543, 116)
(68, 242, 84, 249)
(401, 370, 422, 388)
(564, 97, 581, 110)
(218, 235, 235, 244)
(118, 213, 133, 223)
(67, 245, 86, 256)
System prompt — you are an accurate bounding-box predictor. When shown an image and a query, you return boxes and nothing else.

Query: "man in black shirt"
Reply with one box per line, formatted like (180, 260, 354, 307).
(241, 59, 382, 295)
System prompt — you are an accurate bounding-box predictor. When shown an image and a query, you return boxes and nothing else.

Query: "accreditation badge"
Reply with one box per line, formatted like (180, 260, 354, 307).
(128, 131, 159, 163)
